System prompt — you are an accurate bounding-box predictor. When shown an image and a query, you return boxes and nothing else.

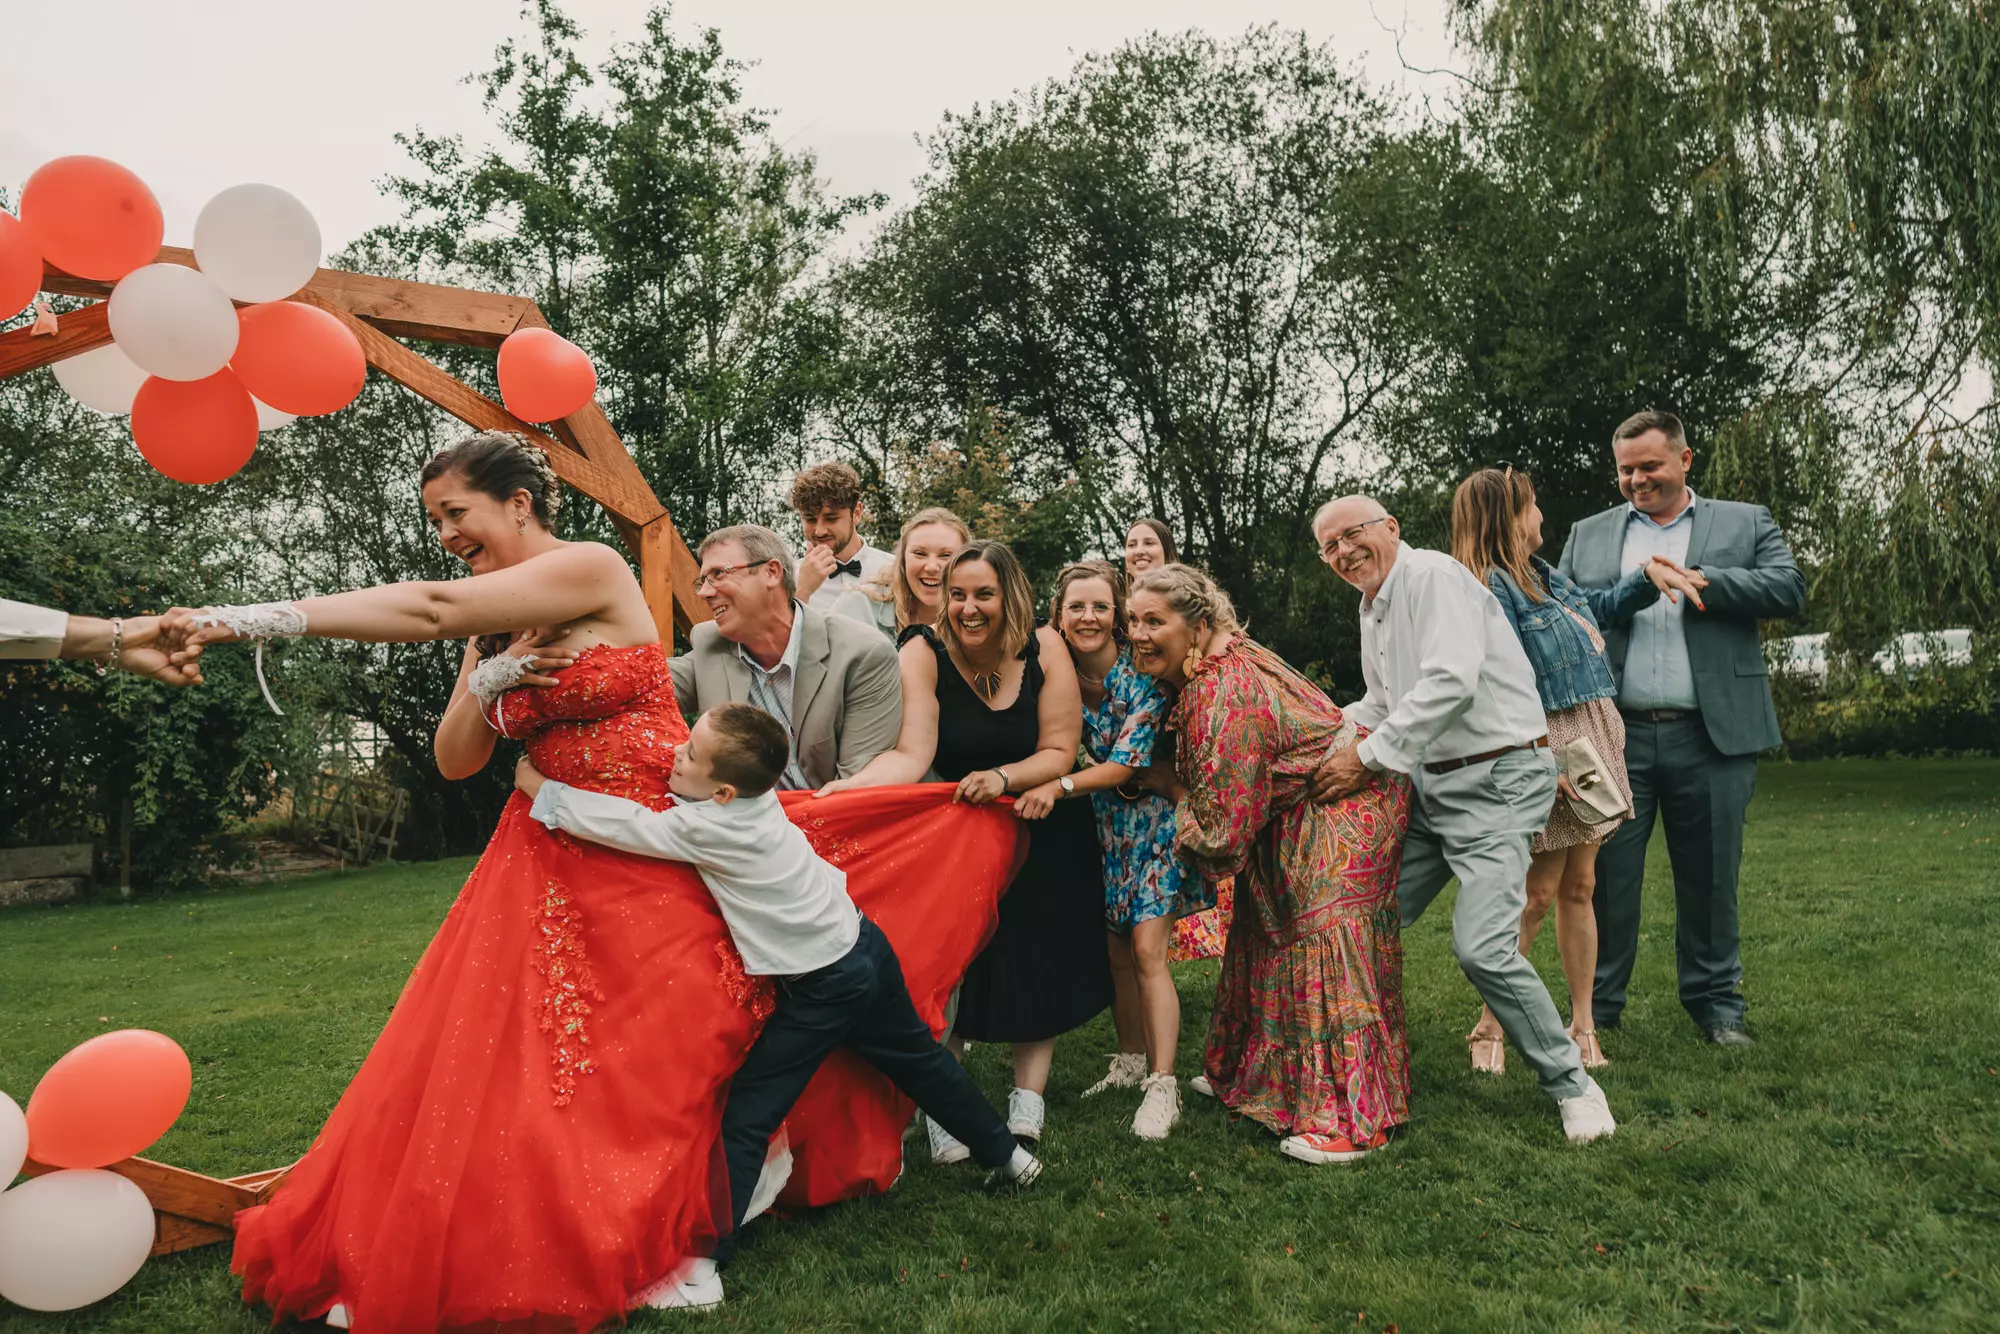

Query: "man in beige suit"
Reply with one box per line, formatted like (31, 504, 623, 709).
(1, 597, 196, 683)
(672, 526, 903, 790)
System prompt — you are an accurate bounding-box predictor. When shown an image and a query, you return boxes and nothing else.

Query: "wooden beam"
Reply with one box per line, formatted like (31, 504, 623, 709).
(0, 301, 111, 379)
(41, 250, 537, 348)
(20, 1153, 257, 1226)
(290, 289, 667, 531)
(639, 514, 708, 641)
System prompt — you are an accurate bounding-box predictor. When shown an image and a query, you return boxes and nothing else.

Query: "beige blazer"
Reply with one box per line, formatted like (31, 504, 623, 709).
(668, 604, 904, 789)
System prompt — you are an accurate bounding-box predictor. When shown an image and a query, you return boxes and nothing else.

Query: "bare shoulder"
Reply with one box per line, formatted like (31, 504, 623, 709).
(898, 633, 940, 681)
(1033, 623, 1072, 666)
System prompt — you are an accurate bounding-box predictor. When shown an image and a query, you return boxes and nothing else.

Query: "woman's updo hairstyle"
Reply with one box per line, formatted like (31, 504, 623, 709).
(1131, 563, 1241, 637)
(419, 431, 563, 528)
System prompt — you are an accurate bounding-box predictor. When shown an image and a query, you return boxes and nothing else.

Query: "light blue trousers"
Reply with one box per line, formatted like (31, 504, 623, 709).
(1395, 747, 1587, 1102)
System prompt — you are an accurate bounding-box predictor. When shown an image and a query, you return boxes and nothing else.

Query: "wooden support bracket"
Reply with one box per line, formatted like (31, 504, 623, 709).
(18, 1154, 294, 1258)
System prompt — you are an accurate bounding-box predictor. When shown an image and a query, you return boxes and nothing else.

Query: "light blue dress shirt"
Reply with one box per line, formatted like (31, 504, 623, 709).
(1617, 491, 1699, 710)
(736, 604, 811, 790)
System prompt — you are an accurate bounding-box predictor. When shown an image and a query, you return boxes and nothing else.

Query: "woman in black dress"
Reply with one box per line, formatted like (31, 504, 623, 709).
(823, 540, 1111, 1161)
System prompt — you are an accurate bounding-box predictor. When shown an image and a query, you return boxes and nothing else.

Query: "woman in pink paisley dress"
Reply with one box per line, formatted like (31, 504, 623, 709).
(1126, 563, 1413, 1166)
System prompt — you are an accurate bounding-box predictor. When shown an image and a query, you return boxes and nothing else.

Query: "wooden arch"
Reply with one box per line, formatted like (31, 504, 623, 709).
(0, 250, 711, 640)
(0, 254, 713, 1254)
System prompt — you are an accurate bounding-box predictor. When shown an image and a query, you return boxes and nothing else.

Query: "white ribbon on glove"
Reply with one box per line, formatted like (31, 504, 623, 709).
(189, 602, 308, 716)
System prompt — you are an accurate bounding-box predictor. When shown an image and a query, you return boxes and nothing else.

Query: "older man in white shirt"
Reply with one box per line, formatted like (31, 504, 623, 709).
(1, 597, 195, 682)
(1307, 496, 1615, 1144)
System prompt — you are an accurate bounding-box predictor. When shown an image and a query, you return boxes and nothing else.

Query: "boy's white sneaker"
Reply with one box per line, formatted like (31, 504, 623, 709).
(632, 1257, 724, 1311)
(984, 1144, 1043, 1191)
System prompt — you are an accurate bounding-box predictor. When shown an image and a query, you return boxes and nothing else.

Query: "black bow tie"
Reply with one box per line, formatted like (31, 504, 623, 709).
(833, 558, 864, 578)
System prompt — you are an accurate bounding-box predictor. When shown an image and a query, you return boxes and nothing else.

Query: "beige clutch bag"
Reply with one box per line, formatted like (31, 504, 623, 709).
(1560, 736, 1624, 824)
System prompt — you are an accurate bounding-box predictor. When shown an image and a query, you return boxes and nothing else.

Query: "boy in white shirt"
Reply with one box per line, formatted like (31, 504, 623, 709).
(516, 702, 1039, 1311)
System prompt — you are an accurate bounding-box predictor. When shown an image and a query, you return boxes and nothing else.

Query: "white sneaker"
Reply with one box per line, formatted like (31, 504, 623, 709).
(927, 1115, 970, 1165)
(323, 1303, 350, 1329)
(1558, 1075, 1617, 1144)
(1082, 1052, 1147, 1097)
(1131, 1072, 1180, 1140)
(1188, 1074, 1216, 1099)
(631, 1257, 724, 1311)
(984, 1144, 1044, 1191)
(1006, 1087, 1046, 1142)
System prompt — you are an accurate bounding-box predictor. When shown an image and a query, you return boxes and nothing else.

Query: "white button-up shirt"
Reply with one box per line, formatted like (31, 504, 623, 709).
(737, 605, 810, 791)
(1344, 543, 1549, 774)
(530, 782, 860, 976)
(1617, 491, 1700, 710)
(803, 542, 895, 613)
(0, 598, 68, 660)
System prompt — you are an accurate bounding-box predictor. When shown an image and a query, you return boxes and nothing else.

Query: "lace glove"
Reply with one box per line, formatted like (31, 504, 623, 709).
(189, 602, 308, 716)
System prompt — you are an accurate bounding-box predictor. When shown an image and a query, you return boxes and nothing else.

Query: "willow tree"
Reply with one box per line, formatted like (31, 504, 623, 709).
(1452, 0, 2000, 647)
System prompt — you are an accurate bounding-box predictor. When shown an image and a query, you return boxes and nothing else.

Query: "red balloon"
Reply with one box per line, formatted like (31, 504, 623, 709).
(25, 1030, 192, 1169)
(131, 371, 259, 485)
(231, 301, 366, 415)
(497, 326, 597, 423)
(19, 157, 164, 282)
(0, 213, 42, 319)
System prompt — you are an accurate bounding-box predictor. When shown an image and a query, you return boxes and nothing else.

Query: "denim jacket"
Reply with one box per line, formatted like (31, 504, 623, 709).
(1486, 556, 1659, 714)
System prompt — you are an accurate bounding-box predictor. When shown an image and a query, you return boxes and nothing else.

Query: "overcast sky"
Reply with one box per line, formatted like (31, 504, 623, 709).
(2, 0, 1459, 257)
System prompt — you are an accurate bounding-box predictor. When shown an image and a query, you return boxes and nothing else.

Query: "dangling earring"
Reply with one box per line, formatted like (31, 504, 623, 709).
(518, 517, 528, 535)
(1182, 643, 1205, 678)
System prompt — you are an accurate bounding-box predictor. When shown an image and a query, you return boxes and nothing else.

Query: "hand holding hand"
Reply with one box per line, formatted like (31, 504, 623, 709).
(515, 755, 547, 799)
(795, 545, 840, 602)
(114, 618, 202, 687)
(1644, 556, 1707, 610)
(1014, 781, 1060, 820)
(505, 627, 578, 688)
(158, 605, 235, 671)
(954, 768, 1009, 805)
(1307, 743, 1370, 805)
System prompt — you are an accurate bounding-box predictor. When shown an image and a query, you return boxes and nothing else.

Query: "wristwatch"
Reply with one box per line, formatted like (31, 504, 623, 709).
(1058, 775, 1076, 796)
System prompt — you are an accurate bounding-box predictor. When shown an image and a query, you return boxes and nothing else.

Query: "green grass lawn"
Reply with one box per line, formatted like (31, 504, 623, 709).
(2, 758, 1996, 1332)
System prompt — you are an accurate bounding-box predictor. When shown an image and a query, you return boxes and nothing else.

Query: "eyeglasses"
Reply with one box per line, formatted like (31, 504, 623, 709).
(1319, 516, 1390, 559)
(693, 560, 774, 592)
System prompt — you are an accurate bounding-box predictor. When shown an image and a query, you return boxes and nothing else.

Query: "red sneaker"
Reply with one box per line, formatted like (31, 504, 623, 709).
(1279, 1129, 1388, 1164)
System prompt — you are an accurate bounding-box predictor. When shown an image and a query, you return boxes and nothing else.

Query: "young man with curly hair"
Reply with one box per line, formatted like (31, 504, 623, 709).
(789, 462, 894, 610)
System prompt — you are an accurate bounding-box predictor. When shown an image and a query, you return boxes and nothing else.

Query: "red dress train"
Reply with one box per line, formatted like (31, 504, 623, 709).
(231, 645, 1020, 1332)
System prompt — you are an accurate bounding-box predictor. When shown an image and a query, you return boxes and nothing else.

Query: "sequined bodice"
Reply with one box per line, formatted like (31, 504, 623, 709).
(493, 644, 687, 809)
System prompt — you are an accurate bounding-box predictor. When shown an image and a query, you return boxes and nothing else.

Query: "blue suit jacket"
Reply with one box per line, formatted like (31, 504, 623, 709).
(1557, 498, 1805, 756)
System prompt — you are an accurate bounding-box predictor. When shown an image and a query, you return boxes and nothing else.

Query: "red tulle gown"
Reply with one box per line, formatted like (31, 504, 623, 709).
(233, 645, 1021, 1333)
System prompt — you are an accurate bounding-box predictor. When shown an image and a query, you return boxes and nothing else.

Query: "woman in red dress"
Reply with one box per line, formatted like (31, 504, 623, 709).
(174, 433, 1019, 1332)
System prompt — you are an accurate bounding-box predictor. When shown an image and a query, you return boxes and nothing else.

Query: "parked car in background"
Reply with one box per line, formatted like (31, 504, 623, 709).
(1772, 630, 1974, 683)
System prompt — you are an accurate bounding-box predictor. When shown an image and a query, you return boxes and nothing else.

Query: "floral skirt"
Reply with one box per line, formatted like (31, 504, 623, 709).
(1169, 878, 1233, 960)
(1535, 696, 1633, 853)
(1204, 780, 1411, 1140)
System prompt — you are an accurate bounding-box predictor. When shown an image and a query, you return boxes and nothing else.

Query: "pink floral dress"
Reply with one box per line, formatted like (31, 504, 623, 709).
(1172, 637, 1414, 1141)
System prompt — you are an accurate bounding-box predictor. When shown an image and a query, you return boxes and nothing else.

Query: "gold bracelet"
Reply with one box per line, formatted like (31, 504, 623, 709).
(108, 616, 123, 668)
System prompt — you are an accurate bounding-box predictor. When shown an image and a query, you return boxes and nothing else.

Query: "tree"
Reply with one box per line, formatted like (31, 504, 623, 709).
(840, 28, 1433, 666)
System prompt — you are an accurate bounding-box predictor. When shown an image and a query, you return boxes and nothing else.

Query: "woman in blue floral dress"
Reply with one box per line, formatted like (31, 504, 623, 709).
(1018, 561, 1213, 1140)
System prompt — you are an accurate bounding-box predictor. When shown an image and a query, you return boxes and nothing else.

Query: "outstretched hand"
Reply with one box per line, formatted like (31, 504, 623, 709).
(115, 616, 203, 687)
(158, 605, 236, 672)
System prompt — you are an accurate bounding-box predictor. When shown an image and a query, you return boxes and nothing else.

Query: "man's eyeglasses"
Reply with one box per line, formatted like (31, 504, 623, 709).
(694, 560, 774, 593)
(1319, 516, 1390, 559)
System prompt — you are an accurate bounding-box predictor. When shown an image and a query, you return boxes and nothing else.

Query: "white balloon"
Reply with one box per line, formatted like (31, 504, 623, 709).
(0, 1169, 154, 1311)
(0, 1092, 24, 1184)
(193, 184, 321, 303)
(107, 263, 239, 382)
(51, 343, 149, 414)
(253, 397, 296, 432)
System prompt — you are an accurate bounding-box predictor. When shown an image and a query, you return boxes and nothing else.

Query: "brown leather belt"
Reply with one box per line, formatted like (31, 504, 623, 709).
(1424, 735, 1550, 775)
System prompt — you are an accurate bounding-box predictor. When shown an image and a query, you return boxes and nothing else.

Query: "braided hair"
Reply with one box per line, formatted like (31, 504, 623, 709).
(1129, 563, 1241, 637)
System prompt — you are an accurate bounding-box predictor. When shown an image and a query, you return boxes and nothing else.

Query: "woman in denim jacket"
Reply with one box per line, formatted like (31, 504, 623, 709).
(1450, 468, 1704, 1073)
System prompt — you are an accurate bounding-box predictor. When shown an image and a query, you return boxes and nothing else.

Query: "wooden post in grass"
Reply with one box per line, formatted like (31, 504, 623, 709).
(0, 249, 713, 1250)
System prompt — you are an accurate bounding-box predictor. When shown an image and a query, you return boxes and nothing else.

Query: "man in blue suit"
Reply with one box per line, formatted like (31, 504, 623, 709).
(1558, 411, 1805, 1045)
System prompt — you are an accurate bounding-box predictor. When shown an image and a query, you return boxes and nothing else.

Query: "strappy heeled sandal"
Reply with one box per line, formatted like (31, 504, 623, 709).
(1468, 1030, 1506, 1076)
(1570, 1027, 1609, 1070)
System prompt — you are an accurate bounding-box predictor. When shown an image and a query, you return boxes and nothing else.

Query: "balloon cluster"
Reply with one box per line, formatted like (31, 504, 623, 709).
(0, 156, 365, 484)
(0, 1030, 192, 1313)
